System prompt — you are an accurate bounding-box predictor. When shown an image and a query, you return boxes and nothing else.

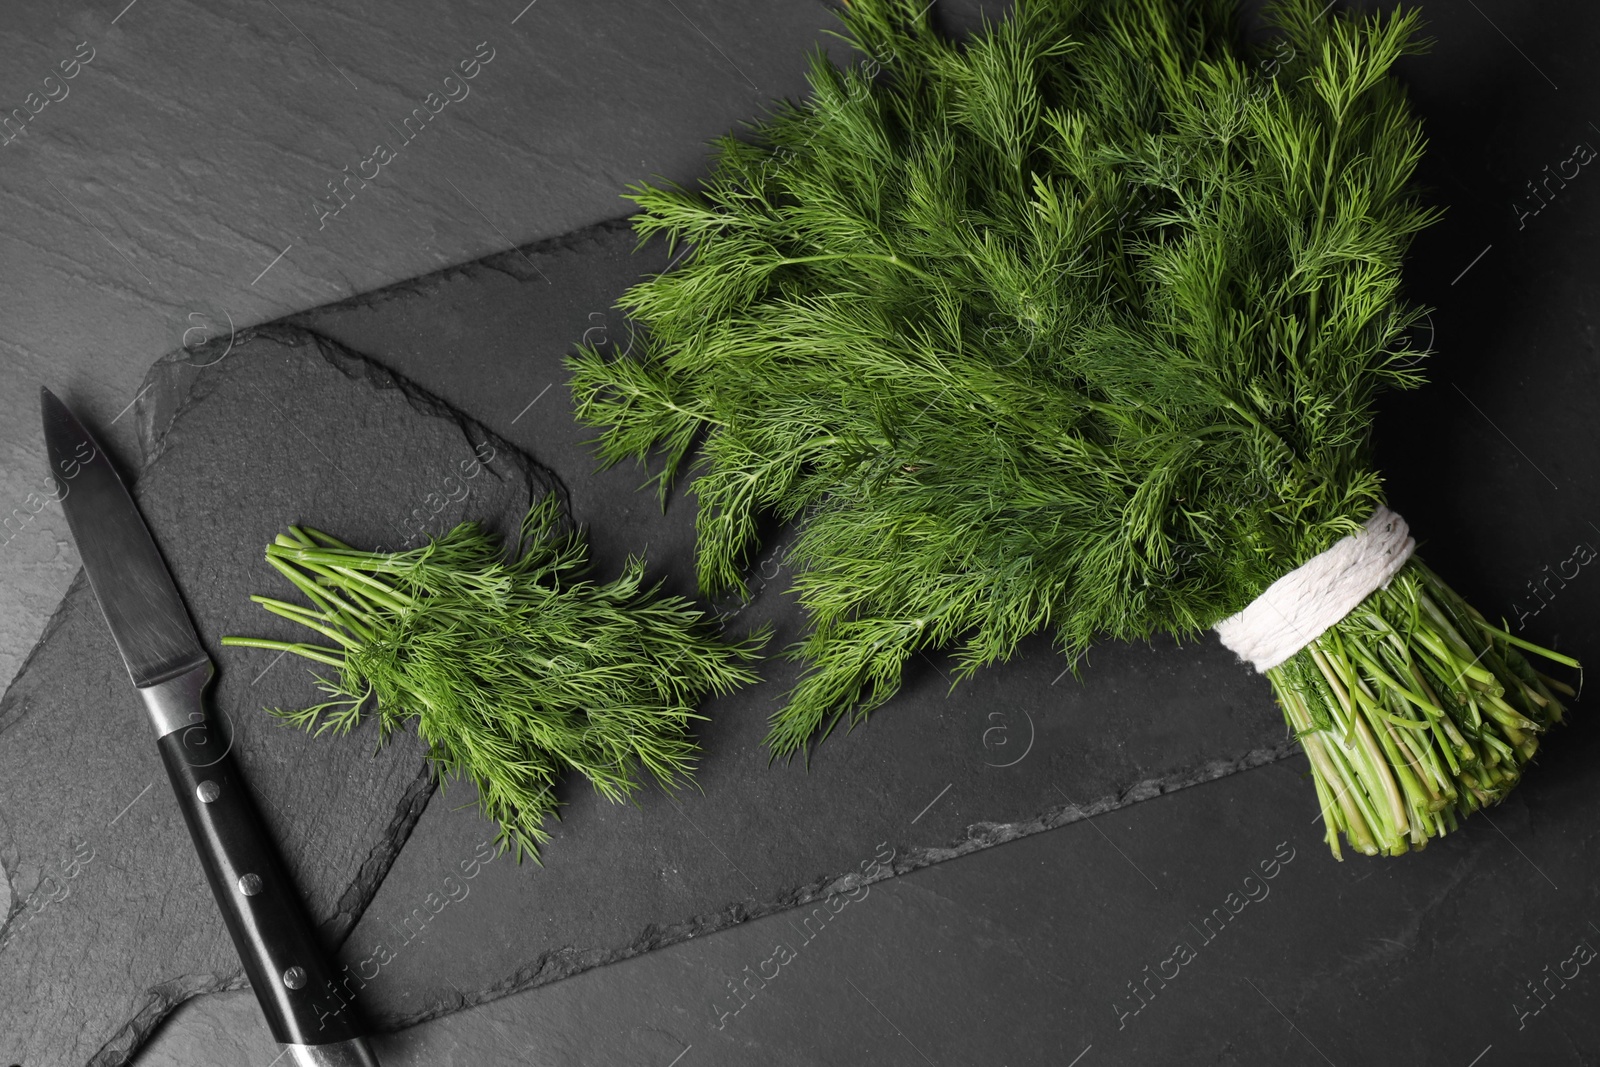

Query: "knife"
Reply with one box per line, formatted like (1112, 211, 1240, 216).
(40, 388, 379, 1067)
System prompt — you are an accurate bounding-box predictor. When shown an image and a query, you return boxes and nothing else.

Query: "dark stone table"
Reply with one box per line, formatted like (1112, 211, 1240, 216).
(1, 1, 1595, 1064)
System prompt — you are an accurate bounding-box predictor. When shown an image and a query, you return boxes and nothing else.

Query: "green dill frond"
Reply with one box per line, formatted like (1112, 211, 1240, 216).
(569, 0, 1579, 859)
(223, 494, 769, 863)
(570, 0, 1443, 758)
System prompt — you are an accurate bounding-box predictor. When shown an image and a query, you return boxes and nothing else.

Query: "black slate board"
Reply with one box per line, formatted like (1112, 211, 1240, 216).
(281, 218, 1305, 1030)
(658, 736, 1600, 1067)
(0, 334, 547, 1065)
(131, 731, 1600, 1066)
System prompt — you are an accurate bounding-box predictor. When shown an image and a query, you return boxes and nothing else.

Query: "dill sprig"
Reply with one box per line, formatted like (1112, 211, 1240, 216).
(568, 0, 1580, 856)
(222, 494, 769, 863)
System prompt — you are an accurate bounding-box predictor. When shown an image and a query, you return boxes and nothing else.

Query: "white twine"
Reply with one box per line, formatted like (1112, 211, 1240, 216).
(1214, 506, 1416, 673)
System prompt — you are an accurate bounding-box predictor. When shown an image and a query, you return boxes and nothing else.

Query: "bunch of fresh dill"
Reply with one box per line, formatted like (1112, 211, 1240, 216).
(567, 0, 1579, 856)
(222, 494, 768, 862)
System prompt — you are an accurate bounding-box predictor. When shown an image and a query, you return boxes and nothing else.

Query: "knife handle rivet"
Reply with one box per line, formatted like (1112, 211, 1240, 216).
(283, 965, 307, 990)
(238, 872, 264, 896)
(196, 780, 221, 803)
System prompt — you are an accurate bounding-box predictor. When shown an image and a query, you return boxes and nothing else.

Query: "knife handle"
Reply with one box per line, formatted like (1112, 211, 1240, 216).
(155, 697, 371, 1051)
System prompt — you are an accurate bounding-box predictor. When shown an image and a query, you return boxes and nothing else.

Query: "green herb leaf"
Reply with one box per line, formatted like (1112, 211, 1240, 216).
(570, 0, 1436, 752)
(223, 494, 769, 863)
(567, 0, 1579, 857)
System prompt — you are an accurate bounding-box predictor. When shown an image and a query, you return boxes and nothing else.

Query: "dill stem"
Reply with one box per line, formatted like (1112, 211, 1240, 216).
(1263, 556, 1577, 856)
(1346, 642, 1437, 718)
(1538, 672, 1576, 697)
(1304, 714, 1381, 855)
(1344, 639, 1446, 806)
(1358, 681, 1431, 834)
(219, 636, 346, 668)
(774, 252, 937, 285)
(264, 555, 378, 643)
(252, 596, 365, 650)
(1305, 107, 1345, 346)
(1472, 619, 1582, 669)
(1405, 659, 1464, 776)
(269, 549, 414, 613)
(1309, 642, 1408, 847)
(299, 526, 356, 550)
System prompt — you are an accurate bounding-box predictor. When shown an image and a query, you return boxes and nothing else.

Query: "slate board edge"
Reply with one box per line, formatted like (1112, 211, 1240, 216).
(135, 326, 572, 524)
(375, 736, 1302, 1031)
(282, 213, 640, 323)
(92, 972, 250, 1067)
(0, 571, 92, 742)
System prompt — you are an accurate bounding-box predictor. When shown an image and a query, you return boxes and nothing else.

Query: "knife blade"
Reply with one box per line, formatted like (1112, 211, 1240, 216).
(40, 387, 379, 1067)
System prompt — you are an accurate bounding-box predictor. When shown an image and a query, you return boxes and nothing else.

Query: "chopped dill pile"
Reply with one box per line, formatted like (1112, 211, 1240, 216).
(567, 0, 1579, 856)
(223, 494, 768, 863)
